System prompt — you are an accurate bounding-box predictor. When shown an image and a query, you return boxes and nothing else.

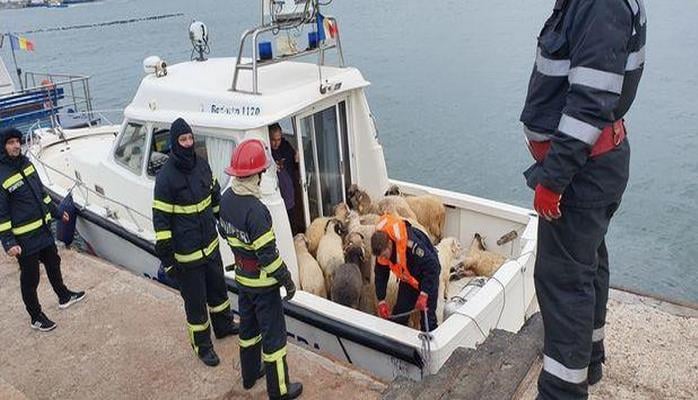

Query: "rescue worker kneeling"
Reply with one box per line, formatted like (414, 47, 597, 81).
(152, 118, 238, 367)
(371, 215, 440, 332)
(219, 139, 302, 400)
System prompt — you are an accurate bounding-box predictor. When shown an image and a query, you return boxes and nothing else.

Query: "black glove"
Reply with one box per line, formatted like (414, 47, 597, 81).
(279, 270, 296, 301)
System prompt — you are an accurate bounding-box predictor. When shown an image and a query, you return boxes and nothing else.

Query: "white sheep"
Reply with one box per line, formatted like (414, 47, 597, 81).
(293, 234, 327, 299)
(435, 237, 464, 323)
(463, 233, 506, 277)
(316, 219, 346, 292)
(305, 216, 331, 257)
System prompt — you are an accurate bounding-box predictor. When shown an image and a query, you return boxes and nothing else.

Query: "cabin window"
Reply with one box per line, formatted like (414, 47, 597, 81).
(114, 122, 147, 174)
(146, 126, 235, 188)
(297, 100, 351, 225)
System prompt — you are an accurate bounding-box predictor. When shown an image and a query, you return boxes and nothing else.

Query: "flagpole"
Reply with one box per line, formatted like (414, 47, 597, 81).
(7, 33, 24, 91)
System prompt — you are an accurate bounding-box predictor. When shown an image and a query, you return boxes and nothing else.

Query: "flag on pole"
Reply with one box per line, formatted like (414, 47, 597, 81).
(9, 34, 35, 52)
(315, 13, 338, 43)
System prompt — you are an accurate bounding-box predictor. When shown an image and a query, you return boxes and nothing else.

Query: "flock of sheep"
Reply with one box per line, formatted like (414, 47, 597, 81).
(293, 184, 507, 327)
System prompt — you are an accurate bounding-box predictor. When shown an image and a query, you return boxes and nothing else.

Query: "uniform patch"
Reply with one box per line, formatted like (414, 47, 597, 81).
(8, 180, 24, 193)
(413, 246, 425, 257)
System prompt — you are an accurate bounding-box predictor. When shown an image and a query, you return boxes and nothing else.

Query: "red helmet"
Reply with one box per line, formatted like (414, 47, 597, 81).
(225, 139, 269, 177)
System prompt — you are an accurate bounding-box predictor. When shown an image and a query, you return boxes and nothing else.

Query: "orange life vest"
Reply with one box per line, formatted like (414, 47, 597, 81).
(376, 214, 420, 291)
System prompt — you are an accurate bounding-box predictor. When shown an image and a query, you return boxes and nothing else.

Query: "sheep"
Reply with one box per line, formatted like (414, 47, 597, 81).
(330, 262, 363, 308)
(305, 216, 331, 257)
(316, 219, 346, 292)
(435, 237, 464, 323)
(348, 184, 379, 215)
(404, 195, 446, 243)
(384, 184, 446, 243)
(451, 233, 507, 279)
(330, 243, 365, 309)
(293, 234, 327, 299)
(359, 213, 381, 225)
(344, 231, 371, 281)
(376, 196, 418, 220)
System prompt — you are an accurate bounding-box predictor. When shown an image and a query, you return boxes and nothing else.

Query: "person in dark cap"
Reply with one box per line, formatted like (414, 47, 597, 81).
(152, 117, 239, 367)
(0, 127, 85, 332)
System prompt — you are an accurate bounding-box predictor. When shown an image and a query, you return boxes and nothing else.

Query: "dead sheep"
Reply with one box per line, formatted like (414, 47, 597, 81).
(316, 219, 347, 292)
(293, 234, 327, 299)
(435, 237, 464, 323)
(452, 233, 507, 279)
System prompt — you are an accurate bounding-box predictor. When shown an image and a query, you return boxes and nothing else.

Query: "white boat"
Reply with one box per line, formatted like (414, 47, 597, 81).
(27, 2, 538, 381)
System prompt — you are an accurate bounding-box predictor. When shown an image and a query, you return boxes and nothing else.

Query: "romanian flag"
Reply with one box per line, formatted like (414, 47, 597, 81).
(316, 13, 338, 42)
(9, 34, 35, 52)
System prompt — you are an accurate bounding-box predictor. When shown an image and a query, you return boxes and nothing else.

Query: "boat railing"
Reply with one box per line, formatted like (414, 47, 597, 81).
(28, 147, 152, 236)
(25, 108, 122, 148)
(1, 71, 96, 131)
(231, 1, 345, 94)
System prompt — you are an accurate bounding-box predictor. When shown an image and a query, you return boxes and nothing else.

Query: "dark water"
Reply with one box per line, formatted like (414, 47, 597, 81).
(3, 0, 697, 303)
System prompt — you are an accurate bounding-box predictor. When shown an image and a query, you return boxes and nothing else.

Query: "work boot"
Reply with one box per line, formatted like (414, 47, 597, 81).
(198, 347, 220, 367)
(242, 368, 266, 390)
(214, 321, 240, 339)
(588, 362, 603, 386)
(59, 290, 86, 309)
(30, 312, 56, 332)
(272, 382, 303, 400)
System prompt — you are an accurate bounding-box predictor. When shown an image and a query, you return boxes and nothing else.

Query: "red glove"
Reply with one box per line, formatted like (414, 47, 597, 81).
(377, 301, 390, 319)
(534, 184, 562, 221)
(415, 292, 428, 312)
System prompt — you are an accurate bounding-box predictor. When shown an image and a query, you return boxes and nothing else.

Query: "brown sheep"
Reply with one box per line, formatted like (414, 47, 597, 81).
(384, 184, 446, 243)
(404, 195, 446, 243)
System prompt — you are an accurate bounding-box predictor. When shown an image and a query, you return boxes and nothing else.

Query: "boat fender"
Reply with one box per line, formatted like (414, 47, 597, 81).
(56, 193, 77, 246)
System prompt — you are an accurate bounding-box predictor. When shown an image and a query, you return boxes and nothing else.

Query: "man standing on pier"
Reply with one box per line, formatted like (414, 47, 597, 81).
(152, 117, 238, 367)
(520, 0, 646, 398)
(219, 139, 303, 400)
(0, 127, 85, 332)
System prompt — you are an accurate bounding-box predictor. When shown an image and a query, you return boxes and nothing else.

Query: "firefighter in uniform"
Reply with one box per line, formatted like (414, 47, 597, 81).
(219, 139, 302, 399)
(152, 117, 238, 367)
(0, 127, 85, 332)
(520, 1, 646, 398)
(371, 214, 440, 332)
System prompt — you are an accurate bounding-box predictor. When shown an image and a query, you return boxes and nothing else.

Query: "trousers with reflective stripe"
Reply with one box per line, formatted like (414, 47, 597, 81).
(177, 252, 236, 354)
(238, 287, 290, 398)
(535, 202, 619, 400)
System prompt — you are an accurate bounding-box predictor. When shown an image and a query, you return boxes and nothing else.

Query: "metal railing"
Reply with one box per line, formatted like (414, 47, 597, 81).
(22, 71, 95, 129)
(231, 8, 345, 94)
(27, 137, 152, 236)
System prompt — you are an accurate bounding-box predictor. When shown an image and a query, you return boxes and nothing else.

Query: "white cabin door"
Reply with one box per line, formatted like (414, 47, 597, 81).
(296, 101, 351, 226)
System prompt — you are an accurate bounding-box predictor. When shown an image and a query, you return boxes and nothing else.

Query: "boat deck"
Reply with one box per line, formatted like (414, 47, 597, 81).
(0, 249, 385, 400)
(1, 247, 696, 399)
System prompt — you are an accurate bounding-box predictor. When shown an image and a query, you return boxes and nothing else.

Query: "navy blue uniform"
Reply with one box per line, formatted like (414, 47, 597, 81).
(520, 1, 646, 398)
(219, 186, 295, 398)
(152, 119, 236, 359)
(0, 128, 71, 320)
(375, 223, 441, 331)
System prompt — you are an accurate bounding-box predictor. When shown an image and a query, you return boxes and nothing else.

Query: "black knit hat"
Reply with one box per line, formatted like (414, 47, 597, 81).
(0, 127, 23, 145)
(169, 117, 192, 143)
